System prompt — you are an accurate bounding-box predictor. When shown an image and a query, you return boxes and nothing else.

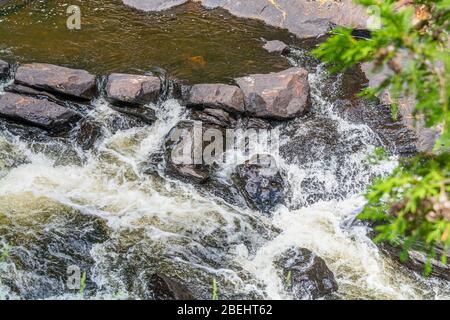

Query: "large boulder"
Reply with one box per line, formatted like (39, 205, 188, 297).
(235, 67, 310, 119)
(14, 63, 96, 100)
(186, 83, 245, 114)
(164, 121, 213, 183)
(232, 155, 285, 213)
(275, 247, 338, 300)
(0, 93, 81, 132)
(0, 59, 9, 78)
(106, 73, 161, 106)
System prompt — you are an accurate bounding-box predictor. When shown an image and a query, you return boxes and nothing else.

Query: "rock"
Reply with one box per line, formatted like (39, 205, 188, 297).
(232, 155, 285, 213)
(361, 62, 438, 153)
(124, 0, 368, 38)
(15, 63, 96, 100)
(235, 67, 310, 119)
(379, 241, 450, 281)
(0, 59, 9, 78)
(186, 83, 245, 114)
(149, 274, 195, 300)
(5, 83, 61, 102)
(0, 93, 81, 133)
(191, 108, 236, 128)
(263, 40, 288, 53)
(164, 121, 212, 183)
(110, 105, 157, 124)
(239, 117, 273, 130)
(275, 247, 338, 300)
(106, 73, 161, 106)
(75, 119, 103, 150)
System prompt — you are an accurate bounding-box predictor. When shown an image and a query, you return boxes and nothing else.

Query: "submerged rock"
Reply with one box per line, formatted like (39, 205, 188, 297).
(263, 40, 288, 53)
(75, 119, 103, 150)
(149, 274, 195, 300)
(0, 59, 9, 78)
(0, 195, 110, 299)
(235, 67, 310, 119)
(106, 73, 161, 106)
(0, 93, 81, 133)
(15, 63, 97, 100)
(232, 155, 285, 213)
(275, 247, 338, 300)
(186, 83, 245, 114)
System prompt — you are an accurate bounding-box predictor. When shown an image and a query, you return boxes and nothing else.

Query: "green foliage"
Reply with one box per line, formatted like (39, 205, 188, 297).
(313, 0, 450, 274)
(365, 147, 388, 165)
(358, 153, 450, 275)
(79, 271, 87, 297)
(211, 278, 219, 300)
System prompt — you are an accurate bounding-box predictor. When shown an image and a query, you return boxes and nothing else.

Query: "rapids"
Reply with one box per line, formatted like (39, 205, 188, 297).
(0, 54, 448, 299)
(0, 1, 449, 301)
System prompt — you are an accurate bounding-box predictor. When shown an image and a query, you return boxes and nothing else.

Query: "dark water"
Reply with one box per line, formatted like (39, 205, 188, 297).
(0, 0, 293, 83)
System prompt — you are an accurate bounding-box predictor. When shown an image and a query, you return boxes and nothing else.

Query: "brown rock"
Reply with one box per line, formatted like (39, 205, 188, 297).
(263, 40, 288, 53)
(186, 83, 245, 114)
(0, 93, 81, 132)
(106, 73, 161, 106)
(235, 67, 310, 119)
(15, 63, 96, 100)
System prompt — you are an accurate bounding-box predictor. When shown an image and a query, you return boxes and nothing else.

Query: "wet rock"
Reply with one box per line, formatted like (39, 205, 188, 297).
(106, 73, 161, 106)
(15, 63, 96, 100)
(361, 62, 437, 153)
(0, 93, 82, 133)
(275, 247, 338, 300)
(186, 83, 245, 114)
(110, 105, 157, 125)
(0, 59, 9, 78)
(342, 102, 418, 157)
(235, 67, 310, 119)
(378, 241, 450, 281)
(239, 117, 273, 130)
(5, 83, 61, 102)
(75, 119, 103, 150)
(232, 155, 285, 213)
(164, 121, 213, 183)
(263, 40, 288, 53)
(191, 108, 236, 128)
(149, 274, 195, 300)
(124, 0, 368, 39)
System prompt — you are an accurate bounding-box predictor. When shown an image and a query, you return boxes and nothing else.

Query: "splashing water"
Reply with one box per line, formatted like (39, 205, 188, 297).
(0, 55, 448, 300)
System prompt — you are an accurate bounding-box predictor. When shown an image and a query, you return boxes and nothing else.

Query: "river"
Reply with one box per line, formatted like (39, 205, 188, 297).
(0, 0, 448, 300)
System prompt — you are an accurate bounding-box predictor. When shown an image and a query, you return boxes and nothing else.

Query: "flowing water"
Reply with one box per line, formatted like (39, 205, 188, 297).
(0, 0, 293, 83)
(0, 1, 449, 300)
